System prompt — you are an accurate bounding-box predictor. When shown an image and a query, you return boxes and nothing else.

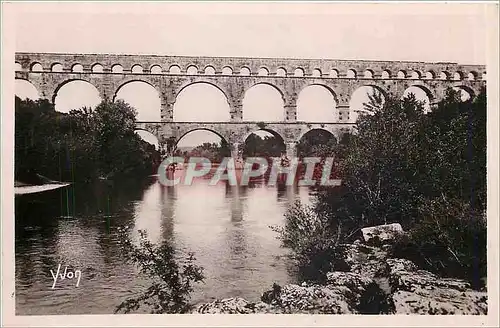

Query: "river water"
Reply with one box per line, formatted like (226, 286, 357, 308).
(15, 172, 315, 315)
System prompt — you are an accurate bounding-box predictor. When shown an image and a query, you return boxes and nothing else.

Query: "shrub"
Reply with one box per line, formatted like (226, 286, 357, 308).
(115, 229, 204, 314)
(271, 201, 350, 283)
(390, 196, 486, 289)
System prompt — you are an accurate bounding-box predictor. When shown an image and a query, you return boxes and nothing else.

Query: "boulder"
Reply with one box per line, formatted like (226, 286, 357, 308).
(386, 258, 488, 314)
(259, 271, 388, 314)
(192, 297, 280, 314)
(361, 223, 403, 244)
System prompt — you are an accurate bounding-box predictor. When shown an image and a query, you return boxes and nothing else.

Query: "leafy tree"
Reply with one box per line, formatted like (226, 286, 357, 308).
(115, 230, 204, 314)
(277, 87, 487, 286)
(15, 97, 160, 183)
(241, 133, 285, 158)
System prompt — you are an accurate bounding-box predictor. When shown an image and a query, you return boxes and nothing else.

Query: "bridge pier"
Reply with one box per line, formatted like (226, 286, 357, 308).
(230, 142, 244, 169)
(285, 141, 297, 159)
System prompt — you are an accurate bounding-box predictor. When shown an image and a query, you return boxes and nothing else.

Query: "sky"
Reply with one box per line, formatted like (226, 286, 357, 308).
(12, 2, 492, 147)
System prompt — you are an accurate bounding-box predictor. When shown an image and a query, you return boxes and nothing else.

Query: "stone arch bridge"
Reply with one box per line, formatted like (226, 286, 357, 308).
(15, 52, 485, 158)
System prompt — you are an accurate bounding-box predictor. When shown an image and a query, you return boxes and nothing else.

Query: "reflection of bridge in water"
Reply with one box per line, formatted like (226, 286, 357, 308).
(15, 52, 486, 158)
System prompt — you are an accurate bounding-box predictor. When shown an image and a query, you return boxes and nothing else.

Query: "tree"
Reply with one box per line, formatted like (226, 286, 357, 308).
(115, 230, 204, 314)
(278, 88, 487, 286)
(15, 97, 160, 183)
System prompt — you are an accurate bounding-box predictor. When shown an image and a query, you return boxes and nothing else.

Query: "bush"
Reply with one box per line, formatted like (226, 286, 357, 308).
(271, 201, 350, 283)
(277, 88, 487, 286)
(115, 229, 204, 314)
(390, 196, 486, 289)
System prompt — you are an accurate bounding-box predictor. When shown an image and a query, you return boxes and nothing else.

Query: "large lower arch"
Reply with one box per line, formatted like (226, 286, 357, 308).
(242, 83, 285, 122)
(114, 80, 161, 122)
(452, 85, 475, 102)
(240, 128, 286, 158)
(403, 85, 434, 113)
(174, 129, 231, 163)
(173, 82, 231, 122)
(53, 79, 101, 113)
(296, 128, 337, 157)
(15, 79, 40, 100)
(349, 85, 387, 123)
(296, 84, 338, 122)
(135, 129, 160, 150)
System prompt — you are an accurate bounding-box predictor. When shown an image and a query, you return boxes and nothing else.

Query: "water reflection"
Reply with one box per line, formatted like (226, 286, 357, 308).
(15, 175, 315, 314)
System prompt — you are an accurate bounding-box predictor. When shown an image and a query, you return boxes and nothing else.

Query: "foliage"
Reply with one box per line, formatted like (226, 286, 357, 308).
(296, 129, 338, 158)
(277, 87, 487, 284)
(241, 133, 285, 158)
(15, 97, 160, 183)
(177, 141, 230, 163)
(271, 201, 349, 283)
(390, 196, 487, 289)
(115, 229, 204, 314)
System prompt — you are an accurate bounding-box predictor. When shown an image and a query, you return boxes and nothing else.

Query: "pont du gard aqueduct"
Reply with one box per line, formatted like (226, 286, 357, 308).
(15, 52, 486, 158)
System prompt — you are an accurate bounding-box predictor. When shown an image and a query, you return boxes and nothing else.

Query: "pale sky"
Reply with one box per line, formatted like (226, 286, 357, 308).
(12, 2, 491, 147)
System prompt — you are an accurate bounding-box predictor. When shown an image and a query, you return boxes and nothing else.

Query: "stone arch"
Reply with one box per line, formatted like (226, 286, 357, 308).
(410, 71, 421, 79)
(297, 83, 339, 103)
(403, 85, 434, 113)
(186, 65, 199, 75)
(294, 68, 305, 77)
(15, 62, 22, 71)
(173, 82, 231, 122)
(112, 64, 123, 73)
(15, 78, 40, 100)
(52, 79, 101, 113)
(114, 80, 162, 121)
(467, 71, 478, 81)
(405, 84, 435, 102)
(453, 71, 463, 81)
(258, 67, 270, 76)
(397, 70, 406, 79)
(349, 85, 388, 122)
(131, 64, 144, 74)
(241, 128, 286, 146)
(174, 80, 230, 104)
(240, 66, 251, 76)
(222, 66, 233, 75)
(329, 69, 339, 78)
(439, 71, 450, 80)
(92, 63, 104, 73)
(31, 62, 43, 72)
(52, 78, 95, 104)
(72, 63, 84, 73)
(51, 63, 63, 72)
(346, 69, 356, 79)
(296, 128, 337, 145)
(135, 129, 160, 150)
(381, 70, 391, 79)
(363, 69, 374, 79)
(169, 64, 181, 74)
(297, 84, 338, 122)
(243, 82, 285, 99)
(452, 85, 475, 101)
(204, 65, 216, 75)
(276, 67, 287, 77)
(150, 65, 162, 74)
(113, 78, 160, 101)
(176, 128, 230, 147)
(424, 71, 435, 79)
(312, 68, 322, 77)
(242, 83, 285, 122)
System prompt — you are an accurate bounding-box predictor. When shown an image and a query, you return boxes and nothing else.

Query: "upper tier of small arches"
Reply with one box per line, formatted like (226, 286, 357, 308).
(15, 53, 486, 82)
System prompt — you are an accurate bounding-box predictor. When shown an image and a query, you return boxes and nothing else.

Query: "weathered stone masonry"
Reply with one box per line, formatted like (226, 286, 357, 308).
(15, 52, 486, 156)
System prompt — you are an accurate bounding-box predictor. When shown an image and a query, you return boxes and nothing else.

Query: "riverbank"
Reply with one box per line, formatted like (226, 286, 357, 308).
(192, 240, 488, 314)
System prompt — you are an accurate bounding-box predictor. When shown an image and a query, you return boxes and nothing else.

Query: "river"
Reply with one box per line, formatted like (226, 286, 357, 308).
(15, 172, 315, 315)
